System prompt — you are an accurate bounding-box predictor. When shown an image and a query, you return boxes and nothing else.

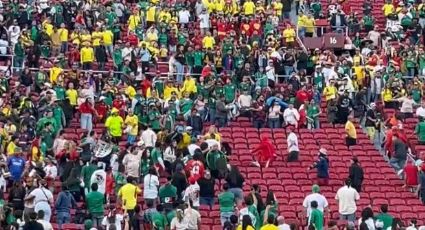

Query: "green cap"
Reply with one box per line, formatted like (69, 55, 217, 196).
(84, 219, 93, 230)
(312, 184, 320, 193)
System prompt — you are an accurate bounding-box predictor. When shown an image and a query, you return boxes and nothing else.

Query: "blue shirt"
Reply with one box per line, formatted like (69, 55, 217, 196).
(140, 49, 151, 62)
(7, 156, 25, 181)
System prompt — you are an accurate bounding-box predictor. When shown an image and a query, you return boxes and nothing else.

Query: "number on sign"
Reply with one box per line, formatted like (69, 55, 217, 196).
(330, 37, 337, 44)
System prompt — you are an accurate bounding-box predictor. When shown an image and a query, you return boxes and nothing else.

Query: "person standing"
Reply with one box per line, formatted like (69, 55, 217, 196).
(55, 185, 77, 228)
(375, 204, 393, 230)
(308, 148, 330, 185)
(302, 185, 329, 221)
(287, 127, 300, 162)
(345, 116, 357, 147)
(86, 183, 105, 227)
(335, 179, 360, 222)
(218, 183, 235, 226)
(309, 201, 324, 230)
(348, 157, 364, 192)
(23, 212, 44, 230)
(118, 177, 142, 217)
(25, 180, 54, 222)
(198, 170, 215, 208)
(390, 135, 408, 175)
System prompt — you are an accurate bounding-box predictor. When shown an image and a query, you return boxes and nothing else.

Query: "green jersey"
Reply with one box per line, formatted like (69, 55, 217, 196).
(193, 51, 204, 67)
(416, 121, 425, 142)
(180, 98, 194, 115)
(218, 191, 235, 212)
(185, 51, 194, 67)
(86, 191, 105, 215)
(159, 184, 177, 204)
(54, 86, 66, 100)
(224, 84, 236, 103)
(148, 110, 161, 130)
(310, 209, 324, 230)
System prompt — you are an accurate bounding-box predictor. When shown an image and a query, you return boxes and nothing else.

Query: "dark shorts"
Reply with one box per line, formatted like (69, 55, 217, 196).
(345, 137, 357, 146)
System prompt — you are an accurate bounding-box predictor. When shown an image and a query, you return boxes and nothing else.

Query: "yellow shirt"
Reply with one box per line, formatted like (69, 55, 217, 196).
(203, 0, 216, 13)
(382, 4, 394, 16)
(382, 89, 393, 102)
(177, 132, 191, 149)
(283, 28, 296, 42)
(181, 78, 197, 94)
(103, 30, 114, 46)
(128, 15, 141, 31)
(58, 28, 69, 42)
(42, 21, 54, 36)
(50, 67, 63, 84)
(164, 86, 180, 100)
(261, 224, 279, 230)
(353, 66, 365, 82)
(273, 2, 283, 16)
(345, 120, 357, 139)
(304, 18, 315, 33)
(215, 0, 225, 12)
(80, 47, 94, 63)
(202, 36, 215, 49)
(159, 48, 168, 58)
(323, 86, 337, 101)
(124, 115, 139, 136)
(237, 225, 255, 230)
(204, 133, 221, 142)
(6, 141, 16, 156)
(125, 85, 137, 99)
(66, 89, 78, 106)
(105, 115, 124, 137)
(70, 32, 80, 45)
(297, 14, 308, 27)
(92, 31, 104, 46)
(146, 32, 158, 42)
(158, 11, 171, 23)
(146, 7, 156, 22)
(80, 34, 92, 43)
(118, 183, 141, 210)
(243, 1, 255, 15)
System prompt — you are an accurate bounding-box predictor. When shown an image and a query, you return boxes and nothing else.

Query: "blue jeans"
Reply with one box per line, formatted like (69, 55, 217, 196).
(57, 211, 71, 228)
(127, 135, 136, 145)
(268, 118, 281, 129)
(228, 188, 243, 202)
(174, 61, 184, 83)
(340, 213, 356, 222)
(35, 202, 51, 221)
(220, 211, 234, 226)
(284, 66, 295, 76)
(60, 42, 68, 53)
(200, 197, 215, 208)
(80, 113, 93, 131)
(389, 158, 406, 171)
(216, 116, 227, 128)
(209, 108, 216, 123)
(253, 120, 265, 129)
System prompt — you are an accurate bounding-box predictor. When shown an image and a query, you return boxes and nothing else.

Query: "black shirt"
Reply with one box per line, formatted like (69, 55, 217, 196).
(171, 172, 188, 199)
(197, 177, 215, 198)
(23, 221, 44, 230)
(365, 109, 376, 127)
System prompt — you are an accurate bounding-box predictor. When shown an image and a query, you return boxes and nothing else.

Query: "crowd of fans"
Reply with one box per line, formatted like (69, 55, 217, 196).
(0, 0, 425, 229)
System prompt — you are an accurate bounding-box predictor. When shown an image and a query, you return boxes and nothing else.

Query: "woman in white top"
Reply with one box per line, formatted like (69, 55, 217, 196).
(283, 104, 300, 128)
(358, 207, 375, 230)
(102, 206, 124, 230)
(25, 180, 54, 221)
(268, 101, 282, 129)
(143, 167, 159, 202)
(396, 94, 416, 119)
(170, 209, 188, 230)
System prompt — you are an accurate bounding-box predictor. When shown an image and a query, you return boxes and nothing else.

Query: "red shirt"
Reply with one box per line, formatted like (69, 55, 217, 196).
(79, 102, 94, 114)
(105, 172, 115, 195)
(296, 90, 309, 104)
(185, 160, 205, 181)
(95, 103, 108, 120)
(405, 164, 418, 186)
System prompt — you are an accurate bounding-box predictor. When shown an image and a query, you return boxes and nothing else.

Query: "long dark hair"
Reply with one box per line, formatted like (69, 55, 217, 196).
(265, 190, 276, 206)
(242, 215, 253, 230)
(227, 165, 243, 186)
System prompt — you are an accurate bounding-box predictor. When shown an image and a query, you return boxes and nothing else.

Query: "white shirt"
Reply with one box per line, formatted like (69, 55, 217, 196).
(416, 106, 425, 118)
(278, 224, 291, 230)
(30, 187, 53, 205)
(287, 132, 299, 152)
(38, 219, 53, 230)
(44, 164, 58, 179)
(184, 208, 201, 229)
(143, 174, 159, 199)
(199, 13, 210, 28)
(335, 186, 360, 215)
(205, 139, 221, 150)
(283, 108, 300, 125)
(183, 182, 200, 207)
(171, 217, 188, 230)
(303, 193, 329, 217)
(140, 129, 157, 147)
(163, 146, 176, 163)
(179, 10, 190, 23)
(266, 66, 275, 81)
(238, 94, 252, 108)
(399, 97, 415, 113)
(102, 214, 124, 230)
(358, 218, 376, 230)
(188, 144, 200, 156)
(90, 169, 107, 194)
(122, 151, 143, 178)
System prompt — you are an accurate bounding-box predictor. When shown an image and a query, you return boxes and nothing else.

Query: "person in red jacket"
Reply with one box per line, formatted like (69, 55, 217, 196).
(185, 154, 205, 182)
(251, 136, 276, 168)
(296, 85, 310, 107)
(105, 167, 115, 202)
(79, 98, 97, 131)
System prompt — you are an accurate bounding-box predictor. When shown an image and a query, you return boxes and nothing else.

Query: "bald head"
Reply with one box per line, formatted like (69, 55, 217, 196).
(277, 216, 285, 225)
